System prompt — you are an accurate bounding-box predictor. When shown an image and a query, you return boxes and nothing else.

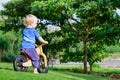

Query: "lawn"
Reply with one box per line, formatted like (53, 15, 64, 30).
(0, 62, 117, 80)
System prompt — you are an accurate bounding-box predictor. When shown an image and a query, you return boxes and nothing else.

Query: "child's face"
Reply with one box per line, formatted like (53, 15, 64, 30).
(32, 20, 37, 28)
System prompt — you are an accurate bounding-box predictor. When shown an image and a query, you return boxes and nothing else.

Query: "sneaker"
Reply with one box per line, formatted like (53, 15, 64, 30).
(34, 71, 39, 74)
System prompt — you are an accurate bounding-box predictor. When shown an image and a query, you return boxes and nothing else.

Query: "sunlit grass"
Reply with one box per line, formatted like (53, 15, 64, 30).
(0, 62, 117, 80)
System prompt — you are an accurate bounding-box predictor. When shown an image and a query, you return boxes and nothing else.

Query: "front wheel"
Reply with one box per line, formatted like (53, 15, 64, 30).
(38, 57, 48, 73)
(13, 55, 28, 72)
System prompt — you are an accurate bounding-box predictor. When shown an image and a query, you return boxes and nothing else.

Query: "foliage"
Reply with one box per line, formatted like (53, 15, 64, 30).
(0, 30, 21, 61)
(0, 34, 9, 52)
(104, 45, 120, 53)
(0, 0, 38, 32)
(1, 53, 17, 62)
(60, 42, 83, 62)
(0, 31, 10, 61)
(1, 0, 37, 17)
(31, 0, 75, 22)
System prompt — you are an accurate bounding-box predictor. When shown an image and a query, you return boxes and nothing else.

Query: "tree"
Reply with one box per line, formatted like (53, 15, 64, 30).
(0, 0, 38, 31)
(31, 0, 120, 73)
(75, 0, 120, 73)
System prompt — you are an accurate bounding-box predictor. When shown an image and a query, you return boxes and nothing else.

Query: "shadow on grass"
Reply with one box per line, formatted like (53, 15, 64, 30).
(0, 66, 34, 74)
(50, 70, 118, 80)
(0, 67, 13, 71)
(50, 66, 120, 80)
(63, 72, 117, 80)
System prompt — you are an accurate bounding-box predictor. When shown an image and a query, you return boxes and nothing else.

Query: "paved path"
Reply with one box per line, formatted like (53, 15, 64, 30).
(50, 59, 120, 68)
(97, 59, 120, 68)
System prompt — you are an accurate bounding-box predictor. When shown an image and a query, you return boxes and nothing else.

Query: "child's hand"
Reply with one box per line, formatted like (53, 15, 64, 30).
(44, 41, 48, 44)
(38, 37, 48, 45)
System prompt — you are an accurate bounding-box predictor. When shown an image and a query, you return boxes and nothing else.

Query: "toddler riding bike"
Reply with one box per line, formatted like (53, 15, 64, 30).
(13, 14, 48, 74)
(13, 44, 48, 73)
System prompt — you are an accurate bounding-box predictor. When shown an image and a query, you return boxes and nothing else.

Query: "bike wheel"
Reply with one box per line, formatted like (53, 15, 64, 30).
(38, 57, 48, 73)
(13, 55, 28, 72)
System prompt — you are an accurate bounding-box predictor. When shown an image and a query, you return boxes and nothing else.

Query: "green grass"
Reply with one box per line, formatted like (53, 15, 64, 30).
(0, 62, 118, 80)
(93, 67, 120, 74)
(51, 64, 120, 75)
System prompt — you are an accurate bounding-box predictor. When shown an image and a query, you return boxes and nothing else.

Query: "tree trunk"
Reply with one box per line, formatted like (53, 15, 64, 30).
(0, 49, 5, 61)
(11, 40, 15, 53)
(90, 64, 92, 72)
(83, 38, 87, 73)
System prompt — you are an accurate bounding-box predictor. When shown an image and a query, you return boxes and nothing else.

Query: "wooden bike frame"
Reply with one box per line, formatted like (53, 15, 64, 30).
(22, 44, 47, 67)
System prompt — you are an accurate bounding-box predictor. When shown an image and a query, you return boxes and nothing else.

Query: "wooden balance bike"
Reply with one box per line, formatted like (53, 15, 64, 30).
(13, 44, 48, 73)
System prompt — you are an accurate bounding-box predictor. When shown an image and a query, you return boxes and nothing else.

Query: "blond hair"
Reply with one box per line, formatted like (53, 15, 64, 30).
(23, 14, 37, 26)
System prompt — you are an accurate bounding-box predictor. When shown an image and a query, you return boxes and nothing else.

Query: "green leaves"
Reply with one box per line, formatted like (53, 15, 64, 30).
(31, 0, 75, 22)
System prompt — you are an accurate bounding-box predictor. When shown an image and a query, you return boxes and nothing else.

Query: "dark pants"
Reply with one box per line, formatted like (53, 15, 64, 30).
(21, 48, 39, 68)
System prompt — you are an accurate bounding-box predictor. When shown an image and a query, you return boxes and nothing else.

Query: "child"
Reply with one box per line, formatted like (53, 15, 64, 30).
(20, 14, 48, 74)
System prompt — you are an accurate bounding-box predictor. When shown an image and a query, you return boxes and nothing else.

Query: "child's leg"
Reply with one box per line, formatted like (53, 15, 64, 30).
(32, 60, 39, 73)
(31, 51, 39, 74)
(22, 48, 39, 73)
(32, 60, 39, 74)
(34, 68, 39, 74)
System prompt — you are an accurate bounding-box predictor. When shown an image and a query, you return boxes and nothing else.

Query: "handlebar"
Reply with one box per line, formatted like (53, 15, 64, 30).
(41, 43, 47, 46)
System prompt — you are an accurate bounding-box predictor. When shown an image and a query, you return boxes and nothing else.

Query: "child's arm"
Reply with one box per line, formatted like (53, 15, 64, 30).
(38, 37, 48, 44)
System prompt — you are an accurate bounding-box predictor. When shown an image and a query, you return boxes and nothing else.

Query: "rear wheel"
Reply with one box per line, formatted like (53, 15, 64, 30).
(13, 55, 28, 72)
(38, 57, 48, 73)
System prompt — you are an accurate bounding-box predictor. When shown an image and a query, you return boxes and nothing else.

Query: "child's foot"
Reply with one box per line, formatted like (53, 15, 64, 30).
(34, 71, 39, 74)
(34, 68, 39, 74)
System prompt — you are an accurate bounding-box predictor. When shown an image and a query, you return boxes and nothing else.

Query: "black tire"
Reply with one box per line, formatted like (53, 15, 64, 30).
(13, 55, 28, 72)
(38, 57, 48, 73)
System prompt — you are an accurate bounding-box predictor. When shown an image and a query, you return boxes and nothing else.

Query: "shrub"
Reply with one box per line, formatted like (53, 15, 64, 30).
(104, 45, 120, 53)
(1, 53, 17, 62)
(92, 64, 100, 68)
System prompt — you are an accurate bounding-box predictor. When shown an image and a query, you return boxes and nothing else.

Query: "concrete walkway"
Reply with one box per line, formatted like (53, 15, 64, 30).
(97, 59, 120, 68)
(49, 58, 120, 68)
